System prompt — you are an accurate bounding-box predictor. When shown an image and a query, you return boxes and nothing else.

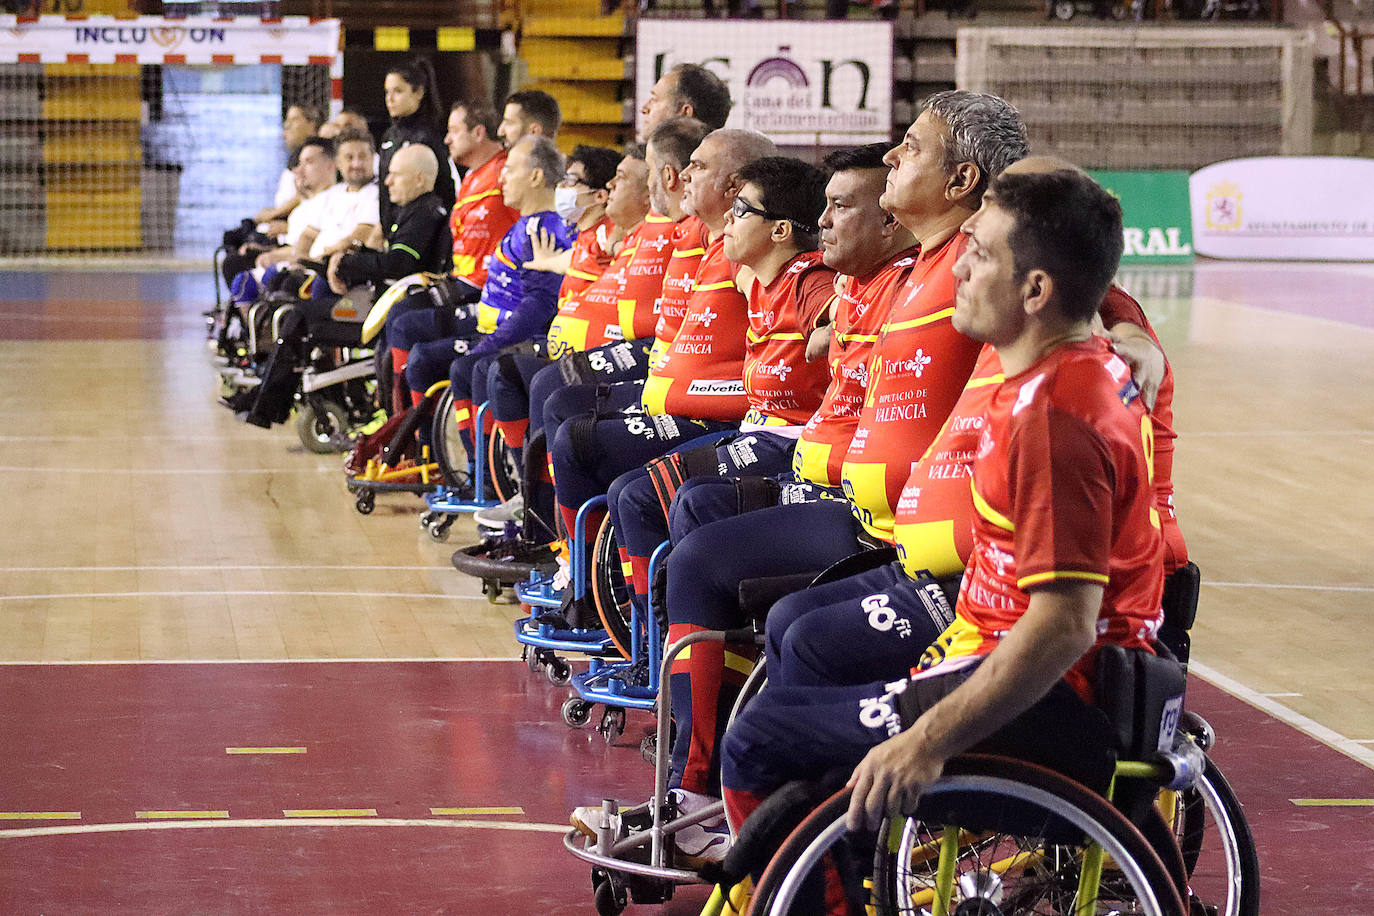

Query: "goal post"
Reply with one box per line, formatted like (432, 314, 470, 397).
(0, 14, 340, 258)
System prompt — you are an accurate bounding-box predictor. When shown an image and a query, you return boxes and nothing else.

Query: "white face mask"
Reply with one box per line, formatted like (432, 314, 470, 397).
(555, 185, 588, 223)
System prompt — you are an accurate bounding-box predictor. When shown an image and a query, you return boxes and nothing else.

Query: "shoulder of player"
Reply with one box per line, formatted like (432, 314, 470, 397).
(1012, 343, 1141, 430)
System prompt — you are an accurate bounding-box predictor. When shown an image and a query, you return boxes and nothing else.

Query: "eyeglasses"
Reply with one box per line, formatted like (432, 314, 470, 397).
(558, 174, 592, 190)
(731, 196, 780, 221)
(731, 195, 816, 234)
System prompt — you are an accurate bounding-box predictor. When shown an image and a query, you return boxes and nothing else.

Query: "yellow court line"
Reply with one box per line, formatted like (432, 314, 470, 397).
(284, 809, 378, 818)
(0, 812, 80, 820)
(226, 747, 306, 755)
(429, 806, 524, 816)
(1290, 798, 1374, 807)
(136, 811, 230, 820)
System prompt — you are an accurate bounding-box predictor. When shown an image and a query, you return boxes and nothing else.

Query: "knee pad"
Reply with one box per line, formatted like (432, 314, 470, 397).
(563, 416, 603, 467)
(735, 475, 782, 515)
(644, 439, 730, 518)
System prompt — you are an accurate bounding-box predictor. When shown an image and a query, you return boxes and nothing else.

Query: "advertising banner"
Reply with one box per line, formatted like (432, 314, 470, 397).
(1190, 157, 1374, 261)
(636, 20, 892, 146)
(1088, 169, 1194, 265)
(0, 15, 340, 65)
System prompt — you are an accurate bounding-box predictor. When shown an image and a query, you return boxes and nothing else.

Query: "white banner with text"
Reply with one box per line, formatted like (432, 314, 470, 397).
(1190, 157, 1374, 261)
(636, 20, 892, 146)
(0, 15, 340, 65)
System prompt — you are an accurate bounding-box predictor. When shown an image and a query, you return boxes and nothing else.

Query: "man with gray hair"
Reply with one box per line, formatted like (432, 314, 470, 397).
(397, 133, 575, 426)
(563, 91, 1029, 864)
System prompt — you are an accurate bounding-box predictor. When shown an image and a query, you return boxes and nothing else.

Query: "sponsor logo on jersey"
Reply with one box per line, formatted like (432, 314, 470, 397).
(884, 349, 932, 377)
(686, 380, 746, 396)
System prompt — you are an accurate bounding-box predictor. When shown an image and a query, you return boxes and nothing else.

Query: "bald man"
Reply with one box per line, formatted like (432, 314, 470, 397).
(329, 143, 452, 294)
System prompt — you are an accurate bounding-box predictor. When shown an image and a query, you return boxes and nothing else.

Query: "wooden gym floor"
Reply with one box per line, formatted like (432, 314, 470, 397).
(0, 263, 1371, 913)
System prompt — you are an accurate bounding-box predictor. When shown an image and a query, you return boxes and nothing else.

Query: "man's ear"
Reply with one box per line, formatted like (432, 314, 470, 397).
(529, 167, 545, 189)
(1021, 268, 1054, 318)
(592, 187, 610, 205)
(945, 162, 981, 204)
(771, 220, 794, 245)
(527, 123, 544, 137)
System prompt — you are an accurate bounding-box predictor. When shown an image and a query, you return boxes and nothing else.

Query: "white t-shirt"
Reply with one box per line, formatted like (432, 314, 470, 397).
(284, 191, 328, 249)
(308, 180, 380, 259)
(273, 167, 297, 209)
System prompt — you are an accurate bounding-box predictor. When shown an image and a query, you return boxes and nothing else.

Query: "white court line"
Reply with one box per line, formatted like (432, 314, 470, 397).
(1203, 581, 1374, 594)
(1185, 430, 1374, 438)
(0, 657, 521, 666)
(1189, 661, 1374, 771)
(0, 591, 482, 603)
(0, 565, 454, 572)
(0, 816, 568, 841)
(0, 466, 334, 475)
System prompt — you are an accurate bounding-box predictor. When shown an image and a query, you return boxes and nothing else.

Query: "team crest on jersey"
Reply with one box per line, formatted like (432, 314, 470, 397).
(981, 542, 1014, 577)
(1012, 373, 1046, 416)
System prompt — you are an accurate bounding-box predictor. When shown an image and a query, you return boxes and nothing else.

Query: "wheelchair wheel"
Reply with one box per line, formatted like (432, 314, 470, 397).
(754, 755, 1186, 916)
(1169, 757, 1260, 916)
(485, 424, 521, 505)
(590, 516, 635, 659)
(430, 388, 470, 486)
(296, 398, 348, 454)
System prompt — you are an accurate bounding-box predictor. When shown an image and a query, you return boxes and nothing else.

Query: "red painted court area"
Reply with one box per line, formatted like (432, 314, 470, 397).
(1, 661, 1369, 913)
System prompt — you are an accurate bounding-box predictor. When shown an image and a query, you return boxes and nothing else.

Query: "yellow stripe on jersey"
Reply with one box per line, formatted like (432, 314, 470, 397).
(648, 338, 670, 371)
(456, 187, 501, 207)
(836, 332, 880, 344)
(792, 439, 833, 487)
(695, 280, 737, 292)
(741, 408, 793, 428)
(746, 329, 807, 345)
(893, 519, 965, 579)
(640, 374, 670, 414)
(566, 267, 600, 281)
(547, 317, 590, 358)
(883, 307, 955, 334)
(840, 461, 895, 540)
(477, 301, 499, 334)
(918, 615, 989, 671)
(671, 246, 706, 259)
(494, 249, 517, 270)
(617, 299, 637, 336)
(723, 649, 755, 677)
(970, 479, 1014, 532)
(1017, 569, 1110, 589)
(965, 373, 1005, 389)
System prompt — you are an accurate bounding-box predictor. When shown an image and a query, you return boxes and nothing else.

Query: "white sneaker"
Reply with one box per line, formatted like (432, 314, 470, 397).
(473, 493, 524, 529)
(668, 789, 731, 865)
(551, 553, 572, 592)
(570, 804, 621, 839)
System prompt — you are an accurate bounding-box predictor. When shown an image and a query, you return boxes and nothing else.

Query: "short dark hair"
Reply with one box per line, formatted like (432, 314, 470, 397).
(452, 100, 500, 138)
(298, 135, 335, 159)
(333, 127, 374, 150)
(290, 103, 324, 126)
(568, 145, 621, 191)
(920, 90, 1029, 207)
(671, 63, 732, 131)
(735, 156, 827, 251)
(524, 135, 567, 187)
(506, 89, 562, 137)
(621, 143, 646, 161)
(991, 170, 1124, 323)
(822, 143, 890, 173)
(646, 116, 710, 171)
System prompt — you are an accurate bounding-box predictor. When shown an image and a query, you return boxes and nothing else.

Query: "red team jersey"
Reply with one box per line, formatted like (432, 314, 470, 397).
(893, 284, 1184, 581)
(649, 217, 709, 370)
(449, 151, 520, 288)
(618, 213, 682, 340)
(640, 235, 750, 421)
(917, 337, 1165, 703)
(546, 227, 639, 358)
(556, 216, 617, 309)
(841, 234, 982, 541)
(793, 248, 919, 488)
(740, 251, 836, 428)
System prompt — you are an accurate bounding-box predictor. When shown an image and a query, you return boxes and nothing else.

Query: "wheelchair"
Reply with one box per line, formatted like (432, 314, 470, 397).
(567, 559, 1258, 916)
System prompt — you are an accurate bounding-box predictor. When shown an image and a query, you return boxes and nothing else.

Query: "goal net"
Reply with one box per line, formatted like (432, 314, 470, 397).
(0, 15, 339, 259)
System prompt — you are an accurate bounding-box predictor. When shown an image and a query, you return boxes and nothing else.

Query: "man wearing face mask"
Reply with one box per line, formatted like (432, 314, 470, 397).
(396, 136, 593, 460)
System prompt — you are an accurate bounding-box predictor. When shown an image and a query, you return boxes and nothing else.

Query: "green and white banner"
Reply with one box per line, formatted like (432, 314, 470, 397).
(1089, 170, 1194, 265)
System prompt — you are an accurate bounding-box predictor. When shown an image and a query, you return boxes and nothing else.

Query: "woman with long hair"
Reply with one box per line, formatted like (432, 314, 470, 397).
(378, 58, 456, 236)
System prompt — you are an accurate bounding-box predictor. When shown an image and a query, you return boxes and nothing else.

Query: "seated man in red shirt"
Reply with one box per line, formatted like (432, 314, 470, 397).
(721, 170, 1163, 889)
